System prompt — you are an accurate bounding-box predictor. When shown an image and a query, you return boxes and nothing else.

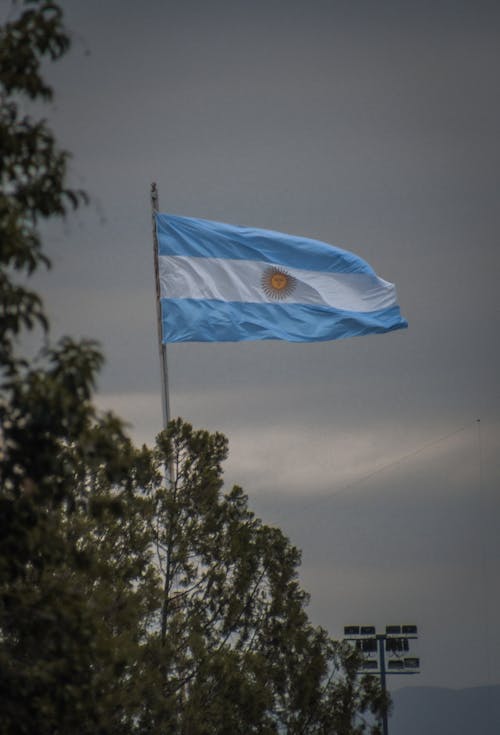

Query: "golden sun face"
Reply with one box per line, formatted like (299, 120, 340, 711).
(261, 267, 297, 300)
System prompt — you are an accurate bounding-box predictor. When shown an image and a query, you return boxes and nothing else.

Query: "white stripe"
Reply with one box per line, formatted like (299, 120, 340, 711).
(159, 255, 397, 312)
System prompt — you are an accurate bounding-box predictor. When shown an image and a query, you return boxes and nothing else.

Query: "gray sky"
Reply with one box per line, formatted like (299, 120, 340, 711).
(19, 0, 500, 690)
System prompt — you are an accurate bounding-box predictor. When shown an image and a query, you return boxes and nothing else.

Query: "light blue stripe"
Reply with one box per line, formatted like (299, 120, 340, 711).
(161, 298, 407, 343)
(156, 214, 375, 275)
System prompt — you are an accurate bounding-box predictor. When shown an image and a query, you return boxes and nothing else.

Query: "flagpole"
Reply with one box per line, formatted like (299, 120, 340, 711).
(151, 182, 171, 430)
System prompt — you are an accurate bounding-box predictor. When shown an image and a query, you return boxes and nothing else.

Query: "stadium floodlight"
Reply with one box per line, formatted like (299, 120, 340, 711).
(385, 638, 409, 653)
(344, 624, 420, 735)
(385, 625, 401, 635)
(360, 638, 378, 653)
(344, 625, 360, 636)
(402, 625, 418, 636)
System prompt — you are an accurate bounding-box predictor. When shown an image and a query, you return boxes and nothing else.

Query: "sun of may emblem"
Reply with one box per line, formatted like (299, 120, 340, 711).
(261, 267, 297, 300)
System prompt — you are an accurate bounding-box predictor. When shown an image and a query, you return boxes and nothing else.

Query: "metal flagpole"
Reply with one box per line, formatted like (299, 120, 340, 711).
(152, 184, 176, 649)
(151, 182, 171, 430)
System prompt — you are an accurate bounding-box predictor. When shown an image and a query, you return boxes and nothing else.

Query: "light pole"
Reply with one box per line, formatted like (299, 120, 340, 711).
(344, 624, 420, 735)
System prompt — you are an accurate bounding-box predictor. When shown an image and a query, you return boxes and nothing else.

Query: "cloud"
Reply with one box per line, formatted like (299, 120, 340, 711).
(94, 387, 485, 500)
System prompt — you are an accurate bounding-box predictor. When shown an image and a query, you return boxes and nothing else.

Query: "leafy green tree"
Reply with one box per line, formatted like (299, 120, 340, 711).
(0, 3, 148, 732)
(0, 0, 85, 372)
(0, 3, 388, 734)
(136, 419, 388, 734)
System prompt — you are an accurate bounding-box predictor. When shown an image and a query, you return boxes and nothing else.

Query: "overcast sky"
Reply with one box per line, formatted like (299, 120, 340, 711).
(15, 0, 500, 691)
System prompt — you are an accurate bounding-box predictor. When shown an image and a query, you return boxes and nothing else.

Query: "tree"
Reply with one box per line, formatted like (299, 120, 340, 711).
(0, 0, 85, 372)
(0, 3, 387, 734)
(135, 418, 388, 734)
(0, 3, 146, 732)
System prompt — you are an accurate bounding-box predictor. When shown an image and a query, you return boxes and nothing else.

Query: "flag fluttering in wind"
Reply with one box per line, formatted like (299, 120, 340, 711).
(155, 214, 408, 343)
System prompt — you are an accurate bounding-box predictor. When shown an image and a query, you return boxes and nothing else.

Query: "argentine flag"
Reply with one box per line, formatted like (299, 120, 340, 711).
(156, 214, 408, 343)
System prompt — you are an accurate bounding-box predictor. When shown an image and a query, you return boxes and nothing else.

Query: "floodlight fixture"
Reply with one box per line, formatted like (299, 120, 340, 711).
(388, 660, 405, 670)
(385, 638, 409, 653)
(385, 625, 401, 635)
(356, 638, 376, 653)
(344, 625, 360, 636)
(402, 625, 418, 636)
(344, 623, 420, 735)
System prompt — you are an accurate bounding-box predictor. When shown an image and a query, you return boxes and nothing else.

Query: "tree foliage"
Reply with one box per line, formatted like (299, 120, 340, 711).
(0, 0, 86, 370)
(0, 2, 387, 733)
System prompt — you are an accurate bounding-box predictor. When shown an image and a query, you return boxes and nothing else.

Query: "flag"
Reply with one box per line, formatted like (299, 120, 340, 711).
(155, 214, 408, 343)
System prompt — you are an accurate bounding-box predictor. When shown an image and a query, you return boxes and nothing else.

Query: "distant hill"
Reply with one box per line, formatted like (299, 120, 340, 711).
(390, 685, 500, 735)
